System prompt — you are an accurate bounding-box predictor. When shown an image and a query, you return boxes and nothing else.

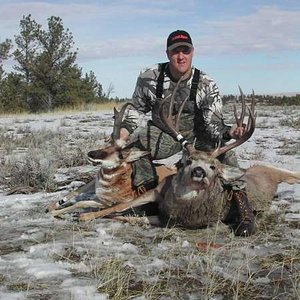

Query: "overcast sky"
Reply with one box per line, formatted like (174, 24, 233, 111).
(0, 0, 299, 98)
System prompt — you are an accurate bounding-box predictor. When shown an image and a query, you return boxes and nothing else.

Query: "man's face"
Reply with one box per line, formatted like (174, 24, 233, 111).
(167, 46, 194, 77)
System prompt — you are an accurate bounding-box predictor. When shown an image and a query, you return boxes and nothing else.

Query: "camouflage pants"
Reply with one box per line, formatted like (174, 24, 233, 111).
(128, 121, 241, 188)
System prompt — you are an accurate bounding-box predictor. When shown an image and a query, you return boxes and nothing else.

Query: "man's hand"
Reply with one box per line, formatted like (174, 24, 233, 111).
(104, 128, 130, 143)
(228, 124, 246, 140)
(120, 128, 130, 141)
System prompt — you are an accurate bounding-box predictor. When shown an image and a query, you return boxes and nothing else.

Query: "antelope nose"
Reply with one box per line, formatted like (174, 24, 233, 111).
(88, 150, 105, 160)
(191, 167, 206, 179)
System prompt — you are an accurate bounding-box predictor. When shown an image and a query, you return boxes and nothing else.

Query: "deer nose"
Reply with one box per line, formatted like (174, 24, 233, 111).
(191, 167, 206, 179)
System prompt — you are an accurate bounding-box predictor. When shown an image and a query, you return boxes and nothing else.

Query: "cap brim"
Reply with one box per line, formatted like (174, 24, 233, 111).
(167, 42, 193, 51)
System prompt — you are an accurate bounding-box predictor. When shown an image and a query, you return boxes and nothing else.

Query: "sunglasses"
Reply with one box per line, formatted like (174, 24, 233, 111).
(170, 46, 192, 55)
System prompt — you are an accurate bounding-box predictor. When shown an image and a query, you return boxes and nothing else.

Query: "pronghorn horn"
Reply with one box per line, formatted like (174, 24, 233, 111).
(112, 102, 134, 141)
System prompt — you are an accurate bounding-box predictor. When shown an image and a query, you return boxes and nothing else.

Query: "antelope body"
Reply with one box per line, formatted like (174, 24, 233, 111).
(47, 104, 176, 218)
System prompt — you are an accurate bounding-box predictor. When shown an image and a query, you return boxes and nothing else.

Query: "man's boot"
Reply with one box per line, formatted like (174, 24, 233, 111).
(231, 189, 256, 236)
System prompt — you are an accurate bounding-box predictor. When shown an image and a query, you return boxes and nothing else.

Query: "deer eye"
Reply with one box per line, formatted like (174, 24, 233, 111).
(118, 152, 124, 159)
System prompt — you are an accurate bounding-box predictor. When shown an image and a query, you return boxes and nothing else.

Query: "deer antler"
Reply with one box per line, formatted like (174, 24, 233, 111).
(211, 89, 256, 158)
(159, 76, 189, 146)
(234, 86, 246, 127)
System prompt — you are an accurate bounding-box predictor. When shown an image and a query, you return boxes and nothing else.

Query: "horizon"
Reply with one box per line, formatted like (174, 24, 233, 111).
(0, 0, 299, 98)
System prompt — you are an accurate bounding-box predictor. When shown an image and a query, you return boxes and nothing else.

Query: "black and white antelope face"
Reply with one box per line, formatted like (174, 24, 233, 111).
(87, 103, 148, 170)
(87, 146, 148, 170)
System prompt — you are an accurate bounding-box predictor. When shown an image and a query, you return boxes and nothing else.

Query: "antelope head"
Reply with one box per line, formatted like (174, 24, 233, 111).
(87, 103, 148, 169)
(159, 82, 256, 196)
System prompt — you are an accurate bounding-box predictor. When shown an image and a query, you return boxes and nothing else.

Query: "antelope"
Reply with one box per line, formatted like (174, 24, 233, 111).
(48, 88, 300, 231)
(47, 103, 176, 218)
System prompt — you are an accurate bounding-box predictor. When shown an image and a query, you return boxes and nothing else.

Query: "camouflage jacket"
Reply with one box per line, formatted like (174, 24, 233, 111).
(122, 63, 231, 148)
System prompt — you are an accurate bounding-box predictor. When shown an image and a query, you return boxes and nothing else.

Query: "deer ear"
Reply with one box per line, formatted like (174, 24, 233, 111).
(220, 165, 245, 183)
(123, 149, 150, 163)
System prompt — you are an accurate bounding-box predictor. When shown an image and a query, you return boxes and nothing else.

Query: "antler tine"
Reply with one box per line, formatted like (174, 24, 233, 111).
(185, 143, 195, 155)
(250, 89, 256, 115)
(112, 102, 133, 140)
(242, 90, 256, 133)
(211, 89, 257, 159)
(159, 76, 185, 140)
(175, 95, 189, 131)
(168, 75, 184, 118)
(234, 86, 246, 127)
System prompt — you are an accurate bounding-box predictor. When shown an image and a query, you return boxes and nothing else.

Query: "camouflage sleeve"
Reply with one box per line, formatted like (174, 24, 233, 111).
(195, 74, 231, 145)
(121, 67, 157, 133)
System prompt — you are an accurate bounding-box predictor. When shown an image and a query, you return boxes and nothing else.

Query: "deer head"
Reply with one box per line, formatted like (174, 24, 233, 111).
(159, 81, 256, 195)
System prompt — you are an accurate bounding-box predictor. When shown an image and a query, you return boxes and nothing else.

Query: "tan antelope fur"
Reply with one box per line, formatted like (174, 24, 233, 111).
(47, 103, 176, 218)
(48, 83, 300, 228)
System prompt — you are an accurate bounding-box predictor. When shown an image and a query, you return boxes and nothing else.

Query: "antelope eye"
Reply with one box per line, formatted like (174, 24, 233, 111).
(210, 165, 216, 170)
(186, 158, 193, 166)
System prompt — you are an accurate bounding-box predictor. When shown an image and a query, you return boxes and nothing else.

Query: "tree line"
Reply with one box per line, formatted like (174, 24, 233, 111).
(0, 15, 120, 113)
(223, 94, 300, 106)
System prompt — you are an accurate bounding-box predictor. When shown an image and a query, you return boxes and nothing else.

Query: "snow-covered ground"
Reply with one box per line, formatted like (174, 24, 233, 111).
(0, 104, 299, 299)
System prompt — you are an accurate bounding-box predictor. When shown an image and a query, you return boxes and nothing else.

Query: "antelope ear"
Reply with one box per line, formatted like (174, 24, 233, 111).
(220, 165, 246, 183)
(123, 149, 150, 163)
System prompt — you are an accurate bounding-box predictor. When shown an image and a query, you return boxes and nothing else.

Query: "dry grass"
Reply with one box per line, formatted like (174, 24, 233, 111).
(279, 116, 300, 129)
(56, 221, 300, 300)
(0, 127, 102, 193)
(0, 151, 58, 193)
(53, 101, 124, 113)
(277, 138, 300, 156)
(0, 101, 124, 118)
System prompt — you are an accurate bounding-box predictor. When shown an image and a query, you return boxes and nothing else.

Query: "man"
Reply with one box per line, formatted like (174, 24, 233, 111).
(119, 30, 255, 236)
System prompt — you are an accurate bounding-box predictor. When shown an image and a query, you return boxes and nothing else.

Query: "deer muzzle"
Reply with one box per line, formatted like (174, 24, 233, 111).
(191, 166, 206, 180)
(190, 166, 210, 188)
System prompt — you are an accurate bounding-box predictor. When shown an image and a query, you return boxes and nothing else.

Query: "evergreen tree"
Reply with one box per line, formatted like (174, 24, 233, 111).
(13, 15, 40, 108)
(1, 15, 109, 113)
(33, 16, 77, 110)
(0, 39, 13, 110)
(0, 73, 26, 112)
(0, 39, 12, 82)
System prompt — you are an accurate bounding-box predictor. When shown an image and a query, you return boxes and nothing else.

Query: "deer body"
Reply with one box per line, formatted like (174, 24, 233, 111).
(151, 155, 300, 229)
(244, 164, 300, 211)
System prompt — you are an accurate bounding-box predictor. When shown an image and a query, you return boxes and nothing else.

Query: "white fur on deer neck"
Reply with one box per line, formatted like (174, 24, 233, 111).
(177, 190, 199, 201)
(173, 178, 211, 201)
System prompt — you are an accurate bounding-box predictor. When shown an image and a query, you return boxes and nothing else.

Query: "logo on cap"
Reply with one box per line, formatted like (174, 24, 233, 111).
(172, 34, 189, 41)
